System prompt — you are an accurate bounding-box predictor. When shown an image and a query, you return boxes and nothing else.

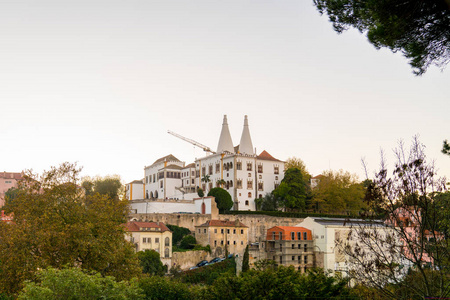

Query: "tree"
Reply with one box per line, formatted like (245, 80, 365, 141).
(313, 0, 450, 75)
(217, 179, 226, 188)
(2, 187, 22, 211)
(81, 175, 123, 199)
(255, 193, 279, 211)
(137, 250, 166, 276)
(242, 245, 249, 272)
(166, 224, 191, 246)
(197, 188, 204, 198)
(339, 137, 450, 299)
(311, 170, 366, 214)
(284, 157, 311, 183)
(0, 163, 141, 295)
(17, 267, 142, 300)
(208, 187, 233, 213)
(442, 140, 450, 156)
(179, 235, 197, 250)
(272, 168, 308, 211)
(201, 174, 210, 194)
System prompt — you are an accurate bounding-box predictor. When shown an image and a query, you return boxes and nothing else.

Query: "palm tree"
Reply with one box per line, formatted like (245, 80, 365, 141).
(217, 179, 226, 188)
(201, 174, 211, 195)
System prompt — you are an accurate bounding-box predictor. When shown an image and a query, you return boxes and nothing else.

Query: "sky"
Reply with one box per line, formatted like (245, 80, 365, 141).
(1, 0, 449, 184)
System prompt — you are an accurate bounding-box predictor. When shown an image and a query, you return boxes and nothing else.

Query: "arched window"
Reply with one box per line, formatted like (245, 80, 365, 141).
(150, 191, 154, 199)
(248, 192, 252, 198)
(165, 248, 169, 258)
(146, 191, 149, 199)
(201, 202, 206, 214)
(230, 180, 233, 187)
(165, 237, 170, 246)
(245, 200, 249, 206)
(155, 191, 158, 199)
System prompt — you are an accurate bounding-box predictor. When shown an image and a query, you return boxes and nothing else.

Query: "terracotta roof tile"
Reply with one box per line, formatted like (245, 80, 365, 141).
(124, 221, 171, 232)
(257, 150, 281, 162)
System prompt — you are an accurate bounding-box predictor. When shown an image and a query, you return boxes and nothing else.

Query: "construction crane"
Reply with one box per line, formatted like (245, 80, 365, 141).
(167, 130, 215, 154)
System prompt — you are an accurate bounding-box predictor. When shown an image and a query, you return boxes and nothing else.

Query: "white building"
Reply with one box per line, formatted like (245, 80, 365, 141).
(127, 115, 284, 211)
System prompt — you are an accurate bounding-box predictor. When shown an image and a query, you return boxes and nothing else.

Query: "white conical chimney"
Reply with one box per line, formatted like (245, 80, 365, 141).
(217, 115, 234, 153)
(239, 115, 254, 155)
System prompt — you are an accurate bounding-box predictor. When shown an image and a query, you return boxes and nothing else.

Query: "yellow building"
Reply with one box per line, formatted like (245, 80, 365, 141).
(195, 219, 248, 257)
(125, 221, 172, 265)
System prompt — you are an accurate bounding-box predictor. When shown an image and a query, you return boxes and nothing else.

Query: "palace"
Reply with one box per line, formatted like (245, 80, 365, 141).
(127, 115, 285, 211)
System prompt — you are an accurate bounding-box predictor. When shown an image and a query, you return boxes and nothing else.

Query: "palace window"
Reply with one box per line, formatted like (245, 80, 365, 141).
(209, 165, 213, 175)
(236, 162, 242, 170)
(258, 164, 263, 173)
(237, 179, 243, 189)
(291, 232, 295, 240)
(247, 163, 252, 171)
(258, 182, 264, 191)
(274, 166, 279, 174)
(216, 163, 220, 173)
(247, 180, 253, 189)
(248, 192, 252, 198)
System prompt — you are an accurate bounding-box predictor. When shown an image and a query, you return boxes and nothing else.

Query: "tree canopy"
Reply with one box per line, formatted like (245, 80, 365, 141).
(81, 175, 123, 199)
(443, 140, 450, 156)
(0, 163, 141, 295)
(208, 187, 233, 213)
(313, 0, 450, 75)
(273, 168, 308, 211)
(284, 157, 311, 182)
(137, 250, 166, 276)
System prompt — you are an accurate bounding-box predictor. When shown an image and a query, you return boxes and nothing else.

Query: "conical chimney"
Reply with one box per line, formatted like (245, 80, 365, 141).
(239, 115, 254, 155)
(217, 115, 234, 153)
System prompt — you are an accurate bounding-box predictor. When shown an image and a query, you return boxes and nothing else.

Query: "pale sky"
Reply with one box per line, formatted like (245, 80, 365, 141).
(1, 0, 449, 184)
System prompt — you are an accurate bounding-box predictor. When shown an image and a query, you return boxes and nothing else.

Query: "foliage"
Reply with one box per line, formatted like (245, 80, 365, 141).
(201, 175, 210, 194)
(340, 137, 449, 299)
(138, 276, 191, 300)
(2, 187, 22, 211)
(206, 266, 352, 300)
(255, 193, 279, 211)
(208, 187, 233, 213)
(311, 169, 366, 214)
(313, 0, 450, 75)
(273, 168, 308, 211)
(284, 157, 311, 183)
(242, 245, 249, 272)
(166, 224, 191, 246)
(18, 267, 143, 300)
(222, 210, 356, 219)
(179, 235, 197, 250)
(179, 256, 236, 285)
(443, 140, 450, 156)
(137, 250, 166, 276)
(197, 188, 204, 198)
(81, 175, 123, 199)
(0, 163, 141, 294)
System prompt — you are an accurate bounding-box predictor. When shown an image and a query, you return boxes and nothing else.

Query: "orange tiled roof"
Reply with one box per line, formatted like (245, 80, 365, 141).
(257, 150, 281, 162)
(124, 221, 171, 232)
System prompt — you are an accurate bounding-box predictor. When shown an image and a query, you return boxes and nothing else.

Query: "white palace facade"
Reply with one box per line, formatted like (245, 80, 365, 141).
(127, 115, 285, 211)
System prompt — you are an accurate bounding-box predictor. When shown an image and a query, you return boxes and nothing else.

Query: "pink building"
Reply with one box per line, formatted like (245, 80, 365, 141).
(0, 172, 23, 207)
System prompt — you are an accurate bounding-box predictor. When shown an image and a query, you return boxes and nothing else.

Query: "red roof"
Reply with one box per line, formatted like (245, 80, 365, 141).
(197, 219, 248, 228)
(124, 221, 170, 232)
(267, 226, 312, 241)
(0, 172, 23, 180)
(257, 150, 281, 162)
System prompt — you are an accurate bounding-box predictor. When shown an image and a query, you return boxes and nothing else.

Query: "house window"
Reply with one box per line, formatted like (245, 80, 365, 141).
(216, 163, 220, 173)
(303, 232, 307, 240)
(246, 163, 252, 171)
(248, 173, 251, 177)
(258, 165, 263, 173)
(221, 229, 224, 234)
(236, 162, 242, 170)
(274, 166, 279, 174)
(214, 229, 217, 233)
(241, 229, 244, 234)
(258, 182, 264, 191)
(165, 248, 169, 258)
(236, 179, 243, 189)
(292, 244, 295, 249)
(209, 165, 213, 175)
(227, 241, 230, 245)
(233, 241, 236, 245)
(292, 256, 295, 261)
(202, 167, 206, 175)
(248, 192, 252, 198)
(274, 182, 279, 189)
(304, 256, 308, 264)
(198, 229, 201, 233)
(291, 232, 295, 240)
(165, 237, 170, 246)
(298, 244, 301, 249)
(192, 179, 194, 184)
(245, 200, 249, 206)
(279, 232, 282, 240)
(304, 244, 307, 252)
(155, 238, 159, 243)
(272, 232, 276, 240)
(214, 240, 217, 246)
(227, 229, 230, 234)
(233, 229, 236, 234)
(143, 238, 147, 243)
(221, 240, 224, 245)
(298, 232, 301, 240)
(241, 241, 243, 245)
(247, 180, 253, 189)
(280, 256, 282, 264)
(298, 256, 301, 261)
(204, 229, 207, 233)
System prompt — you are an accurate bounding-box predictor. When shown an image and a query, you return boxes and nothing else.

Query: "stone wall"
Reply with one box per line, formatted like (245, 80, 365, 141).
(129, 212, 304, 244)
(171, 250, 213, 270)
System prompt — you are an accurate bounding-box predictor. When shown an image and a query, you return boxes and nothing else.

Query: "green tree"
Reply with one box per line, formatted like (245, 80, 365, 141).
(81, 175, 123, 199)
(137, 250, 166, 276)
(166, 224, 191, 246)
(201, 174, 210, 194)
(255, 193, 279, 211)
(179, 235, 197, 250)
(273, 168, 308, 211)
(311, 169, 366, 214)
(2, 187, 22, 211)
(242, 245, 249, 272)
(18, 267, 142, 300)
(197, 188, 204, 198)
(208, 187, 233, 213)
(138, 276, 192, 300)
(0, 163, 141, 295)
(313, 0, 450, 75)
(284, 157, 311, 183)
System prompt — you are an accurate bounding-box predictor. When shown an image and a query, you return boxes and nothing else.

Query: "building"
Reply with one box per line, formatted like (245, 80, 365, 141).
(127, 115, 284, 211)
(265, 226, 314, 273)
(195, 219, 248, 257)
(124, 221, 173, 265)
(0, 172, 23, 207)
(1, 210, 13, 224)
